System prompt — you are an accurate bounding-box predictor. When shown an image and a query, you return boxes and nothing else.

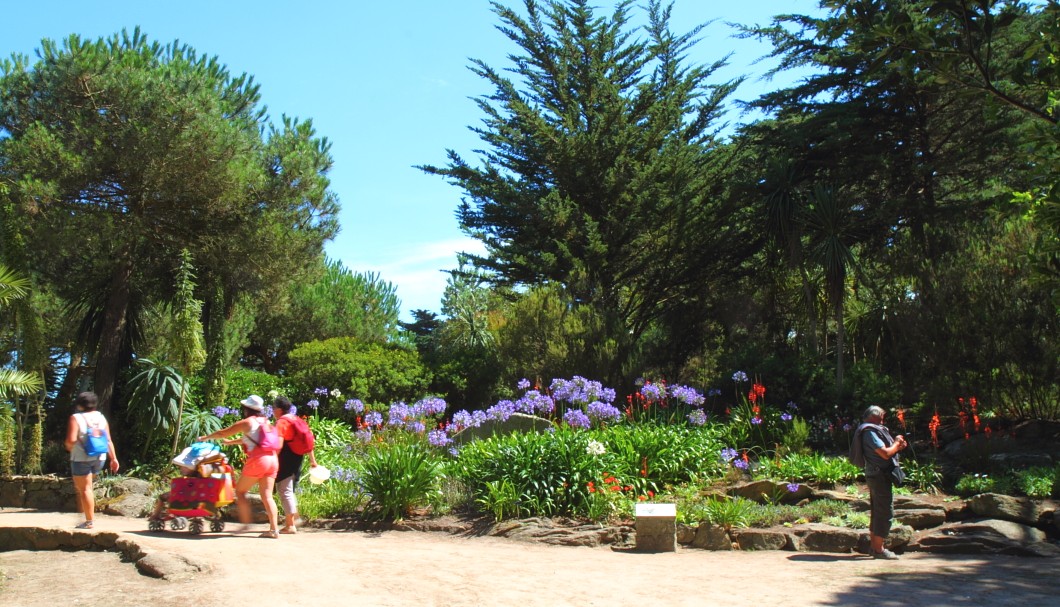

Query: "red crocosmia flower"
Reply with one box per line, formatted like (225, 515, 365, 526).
(610, 485, 621, 492)
(753, 383, 766, 397)
(638, 495, 647, 501)
(928, 411, 941, 448)
(647, 490, 654, 498)
(748, 390, 757, 404)
(984, 426, 992, 438)
(741, 451, 749, 463)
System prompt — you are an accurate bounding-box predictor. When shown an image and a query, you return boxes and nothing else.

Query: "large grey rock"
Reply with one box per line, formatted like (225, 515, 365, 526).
(689, 523, 732, 550)
(451, 413, 554, 445)
(914, 519, 1060, 557)
(103, 493, 153, 518)
(0, 479, 27, 507)
(791, 524, 863, 553)
(895, 508, 948, 530)
(135, 552, 212, 580)
(967, 493, 1055, 526)
(222, 492, 268, 523)
(989, 452, 1054, 468)
(732, 528, 791, 551)
(489, 517, 633, 548)
(111, 477, 152, 496)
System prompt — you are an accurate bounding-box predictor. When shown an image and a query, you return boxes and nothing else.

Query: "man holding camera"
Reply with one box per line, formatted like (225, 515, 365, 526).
(854, 405, 908, 560)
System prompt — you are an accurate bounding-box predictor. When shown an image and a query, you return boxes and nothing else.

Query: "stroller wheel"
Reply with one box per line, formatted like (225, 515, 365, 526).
(188, 519, 204, 535)
(210, 518, 225, 533)
(148, 519, 165, 532)
(170, 517, 188, 530)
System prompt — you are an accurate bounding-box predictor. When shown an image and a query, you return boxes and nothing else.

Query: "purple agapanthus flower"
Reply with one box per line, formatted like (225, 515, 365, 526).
(751, 416, 763, 425)
(517, 378, 531, 390)
(720, 447, 739, 461)
(733, 458, 749, 470)
(562, 408, 591, 429)
(786, 482, 800, 493)
(586, 401, 623, 424)
(363, 411, 383, 427)
(687, 409, 708, 426)
(732, 371, 748, 383)
(313, 387, 329, 397)
(486, 400, 516, 422)
(641, 383, 665, 401)
(211, 406, 230, 418)
(780, 413, 793, 422)
(387, 402, 410, 426)
(405, 420, 426, 434)
(306, 399, 319, 410)
(671, 385, 705, 407)
(345, 398, 365, 413)
(428, 429, 452, 448)
(355, 429, 373, 443)
(413, 396, 447, 417)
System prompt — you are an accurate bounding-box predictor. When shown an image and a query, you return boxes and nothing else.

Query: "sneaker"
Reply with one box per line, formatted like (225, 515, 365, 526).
(872, 548, 898, 560)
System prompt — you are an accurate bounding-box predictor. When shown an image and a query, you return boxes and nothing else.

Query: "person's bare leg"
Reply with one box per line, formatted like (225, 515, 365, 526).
(234, 474, 258, 526)
(258, 476, 279, 536)
(73, 474, 94, 524)
(870, 533, 884, 553)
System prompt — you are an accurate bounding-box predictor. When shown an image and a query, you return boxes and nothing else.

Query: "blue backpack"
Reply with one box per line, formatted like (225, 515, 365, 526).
(78, 413, 109, 457)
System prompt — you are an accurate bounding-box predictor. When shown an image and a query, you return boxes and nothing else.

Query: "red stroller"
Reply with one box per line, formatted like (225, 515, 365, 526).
(148, 449, 235, 535)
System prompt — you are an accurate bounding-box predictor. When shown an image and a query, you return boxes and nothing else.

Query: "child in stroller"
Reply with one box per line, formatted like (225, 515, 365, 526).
(148, 442, 235, 534)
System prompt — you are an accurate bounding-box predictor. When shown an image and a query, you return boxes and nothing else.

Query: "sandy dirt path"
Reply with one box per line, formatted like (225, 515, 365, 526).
(0, 509, 1055, 607)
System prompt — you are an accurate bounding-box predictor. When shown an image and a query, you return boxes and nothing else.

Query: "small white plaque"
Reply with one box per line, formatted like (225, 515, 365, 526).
(635, 503, 676, 518)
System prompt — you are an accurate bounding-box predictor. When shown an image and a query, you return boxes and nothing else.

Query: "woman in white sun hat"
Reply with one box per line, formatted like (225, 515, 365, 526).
(198, 394, 282, 538)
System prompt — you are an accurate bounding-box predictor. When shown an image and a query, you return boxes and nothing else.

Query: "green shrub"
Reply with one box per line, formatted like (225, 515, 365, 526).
(703, 496, 757, 529)
(1014, 466, 1059, 498)
(224, 367, 292, 403)
(602, 423, 725, 490)
(754, 452, 860, 486)
(901, 458, 943, 493)
(360, 443, 442, 520)
(287, 337, 430, 409)
(453, 428, 608, 518)
(297, 469, 369, 519)
(954, 472, 1016, 496)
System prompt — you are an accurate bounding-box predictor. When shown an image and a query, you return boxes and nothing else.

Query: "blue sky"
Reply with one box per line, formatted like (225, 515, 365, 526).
(2, 1, 821, 320)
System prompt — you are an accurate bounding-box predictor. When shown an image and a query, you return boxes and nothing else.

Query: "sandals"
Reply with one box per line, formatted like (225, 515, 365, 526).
(75, 521, 94, 529)
(279, 527, 297, 534)
(259, 530, 279, 539)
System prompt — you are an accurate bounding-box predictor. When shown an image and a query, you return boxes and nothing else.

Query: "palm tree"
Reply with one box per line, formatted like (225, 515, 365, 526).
(0, 264, 43, 398)
(802, 185, 860, 393)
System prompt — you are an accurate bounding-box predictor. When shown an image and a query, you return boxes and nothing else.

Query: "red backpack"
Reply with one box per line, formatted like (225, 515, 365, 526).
(284, 415, 315, 455)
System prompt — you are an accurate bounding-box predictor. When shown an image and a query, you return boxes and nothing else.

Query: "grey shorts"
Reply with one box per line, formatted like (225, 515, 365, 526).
(865, 473, 894, 537)
(71, 459, 103, 477)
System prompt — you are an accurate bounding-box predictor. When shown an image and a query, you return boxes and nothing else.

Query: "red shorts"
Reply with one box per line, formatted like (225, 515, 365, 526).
(241, 452, 279, 479)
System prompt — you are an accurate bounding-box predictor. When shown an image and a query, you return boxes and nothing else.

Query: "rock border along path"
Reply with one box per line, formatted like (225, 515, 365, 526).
(2, 508, 1060, 607)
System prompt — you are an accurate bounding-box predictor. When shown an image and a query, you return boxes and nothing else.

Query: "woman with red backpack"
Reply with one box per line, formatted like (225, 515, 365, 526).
(271, 396, 318, 534)
(198, 394, 282, 538)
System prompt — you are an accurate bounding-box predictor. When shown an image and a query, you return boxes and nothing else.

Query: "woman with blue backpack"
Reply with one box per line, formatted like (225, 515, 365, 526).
(198, 394, 283, 538)
(64, 391, 119, 529)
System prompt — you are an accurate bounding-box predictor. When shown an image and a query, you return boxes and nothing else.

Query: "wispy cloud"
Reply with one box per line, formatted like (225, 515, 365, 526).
(336, 237, 487, 318)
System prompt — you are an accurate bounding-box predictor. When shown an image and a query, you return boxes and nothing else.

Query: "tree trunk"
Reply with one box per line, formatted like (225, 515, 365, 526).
(835, 296, 845, 398)
(93, 252, 134, 418)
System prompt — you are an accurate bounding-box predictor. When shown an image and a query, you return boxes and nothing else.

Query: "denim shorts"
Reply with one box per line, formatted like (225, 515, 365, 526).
(71, 459, 103, 477)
